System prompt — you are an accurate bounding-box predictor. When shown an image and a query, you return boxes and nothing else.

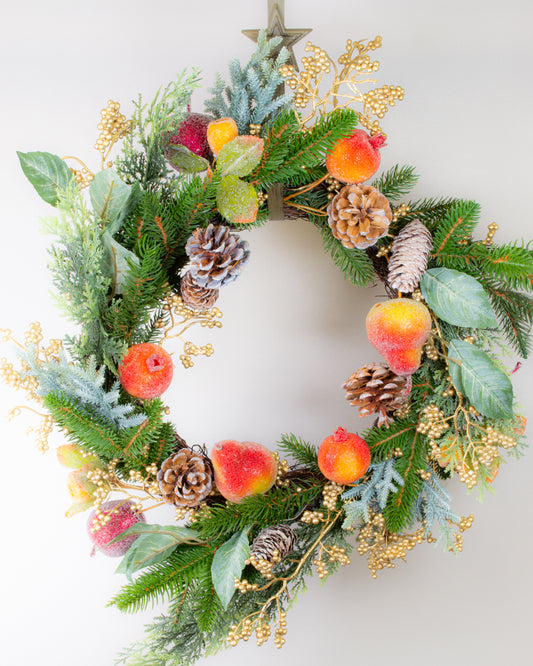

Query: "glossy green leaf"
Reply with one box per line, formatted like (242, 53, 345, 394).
(102, 231, 139, 295)
(420, 267, 498, 328)
(216, 135, 264, 177)
(114, 525, 202, 579)
(17, 151, 74, 206)
(211, 528, 250, 608)
(447, 339, 514, 419)
(89, 169, 132, 232)
(216, 175, 258, 224)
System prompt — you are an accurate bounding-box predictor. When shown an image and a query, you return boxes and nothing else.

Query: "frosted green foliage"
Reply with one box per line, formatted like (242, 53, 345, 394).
(204, 31, 293, 133)
(415, 476, 460, 549)
(341, 459, 404, 527)
(41, 187, 111, 340)
(22, 351, 146, 430)
(216, 136, 264, 177)
(118, 69, 201, 187)
(216, 175, 257, 224)
(17, 151, 74, 206)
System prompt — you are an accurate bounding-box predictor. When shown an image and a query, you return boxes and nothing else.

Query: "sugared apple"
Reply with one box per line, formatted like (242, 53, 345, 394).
(118, 343, 173, 399)
(87, 500, 145, 557)
(366, 298, 432, 376)
(318, 427, 371, 485)
(211, 439, 277, 503)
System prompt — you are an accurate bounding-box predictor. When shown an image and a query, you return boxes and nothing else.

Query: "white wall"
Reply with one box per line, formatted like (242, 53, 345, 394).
(1, 1, 532, 664)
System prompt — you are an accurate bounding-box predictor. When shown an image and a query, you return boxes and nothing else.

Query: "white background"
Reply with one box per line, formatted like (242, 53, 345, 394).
(1, 0, 532, 664)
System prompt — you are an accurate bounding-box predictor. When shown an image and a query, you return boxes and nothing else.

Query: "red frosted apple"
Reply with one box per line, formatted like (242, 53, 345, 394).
(87, 500, 145, 557)
(326, 129, 386, 184)
(118, 343, 173, 399)
(318, 427, 371, 485)
(168, 112, 212, 158)
(366, 298, 432, 376)
(211, 440, 278, 503)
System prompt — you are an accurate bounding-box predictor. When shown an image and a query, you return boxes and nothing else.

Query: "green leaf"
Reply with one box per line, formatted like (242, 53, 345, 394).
(211, 528, 250, 608)
(217, 136, 264, 177)
(420, 267, 498, 328)
(17, 150, 74, 206)
(216, 175, 258, 224)
(89, 169, 132, 232)
(102, 231, 140, 295)
(165, 144, 210, 173)
(447, 339, 514, 419)
(114, 525, 203, 579)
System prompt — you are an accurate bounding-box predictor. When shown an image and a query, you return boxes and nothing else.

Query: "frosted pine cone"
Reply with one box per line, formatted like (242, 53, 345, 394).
(180, 271, 219, 311)
(387, 220, 433, 293)
(157, 448, 214, 507)
(327, 184, 392, 250)
(343, 363, 410, 426)
(250, 524, 297, 563)
(185, 223, 250, 289)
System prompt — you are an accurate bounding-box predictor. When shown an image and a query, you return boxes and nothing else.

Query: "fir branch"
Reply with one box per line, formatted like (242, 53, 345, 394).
(109, 544, 215, 613)
(319, 225, 375, 286)
(278, 432, 320, 472)
(430, 200, 481, 260)
(415, 475, 460, 547)
(474, 241, 533, 292)
(194, 482, 324, 542)
(22, 351, 145, 430)
(204, 31, 292, 133)
(341, 459, 404, 526)
(371, 164, 419, 202)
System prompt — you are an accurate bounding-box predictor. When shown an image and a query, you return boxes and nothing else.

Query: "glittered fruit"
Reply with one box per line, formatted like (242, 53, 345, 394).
(169, 112, 212, 158)
(326, 129, 386, 184)
(207, 117, 239, 155)
(318, 427, 370, 485)
(211, 440, 278, 503)
(118, 343, 173, 399)
(366, 298, 432, 376)
(87, 500, 145, 557)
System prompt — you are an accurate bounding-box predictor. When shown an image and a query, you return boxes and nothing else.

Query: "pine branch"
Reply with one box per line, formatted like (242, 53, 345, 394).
(474, 241, 533, 292)
(109, 544, 215, 613)
(430, 200, 481, 260)
(319, 225, 375, 286)
(371, 164, 419, 202)
(277, 433, 320, 472)
(416, 475, 460, 547)
(194, 482, 324, 542)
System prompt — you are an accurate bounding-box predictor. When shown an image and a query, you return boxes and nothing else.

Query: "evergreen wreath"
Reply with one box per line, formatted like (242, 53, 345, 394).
(3, 29, 532, 665)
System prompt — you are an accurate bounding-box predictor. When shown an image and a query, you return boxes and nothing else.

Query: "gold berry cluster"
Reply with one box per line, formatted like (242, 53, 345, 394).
(95, 100, 132, 169)
(416, 404, 449, 439)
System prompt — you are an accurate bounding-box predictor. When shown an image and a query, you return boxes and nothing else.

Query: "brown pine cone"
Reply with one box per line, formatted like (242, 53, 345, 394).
(343, 363, 409, 426)
(157, 448, 214, 507)
(250, 524, 297, 563)
(185, 223, 250, 289)
(387, 220, 433, 293)
(180, 271, 219, 311)
(327, 184, 392, 250)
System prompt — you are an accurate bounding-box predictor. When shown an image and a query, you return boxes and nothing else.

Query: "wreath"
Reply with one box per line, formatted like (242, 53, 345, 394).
(3, 30, 532, 665)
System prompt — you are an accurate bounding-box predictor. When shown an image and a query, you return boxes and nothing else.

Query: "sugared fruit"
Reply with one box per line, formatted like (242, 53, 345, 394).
(118, 343, 173, 399)
(366, 298, 432, 376)
(211, 439, 277, 503)
(318, 427, 371, 485)
(326, 129, 386, 184)
(87, 500, 145, 557)
(207, 117, 239, 155)
(168, 112, 212, 159)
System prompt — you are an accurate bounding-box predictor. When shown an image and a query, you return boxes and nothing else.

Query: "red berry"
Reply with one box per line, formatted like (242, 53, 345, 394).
(118, 343, 173, 399)
(87, 500, 145, 557)
(168, 113, 212, 158)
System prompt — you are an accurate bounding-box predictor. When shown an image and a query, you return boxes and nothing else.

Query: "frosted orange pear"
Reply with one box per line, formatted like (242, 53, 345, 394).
(366, 298, 432, 376)
(211, 440, 277, 503)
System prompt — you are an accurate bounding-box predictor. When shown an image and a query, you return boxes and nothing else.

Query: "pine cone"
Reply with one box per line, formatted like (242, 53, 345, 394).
(343, 363, 409, 426)
(157, 448, 214, 507)
(180, 271, 219, 311)
(327, 184, 392, 250)
(250, 524, 297, 563)
(387, 220, 433, 293)
(185, 223, 250, 289)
